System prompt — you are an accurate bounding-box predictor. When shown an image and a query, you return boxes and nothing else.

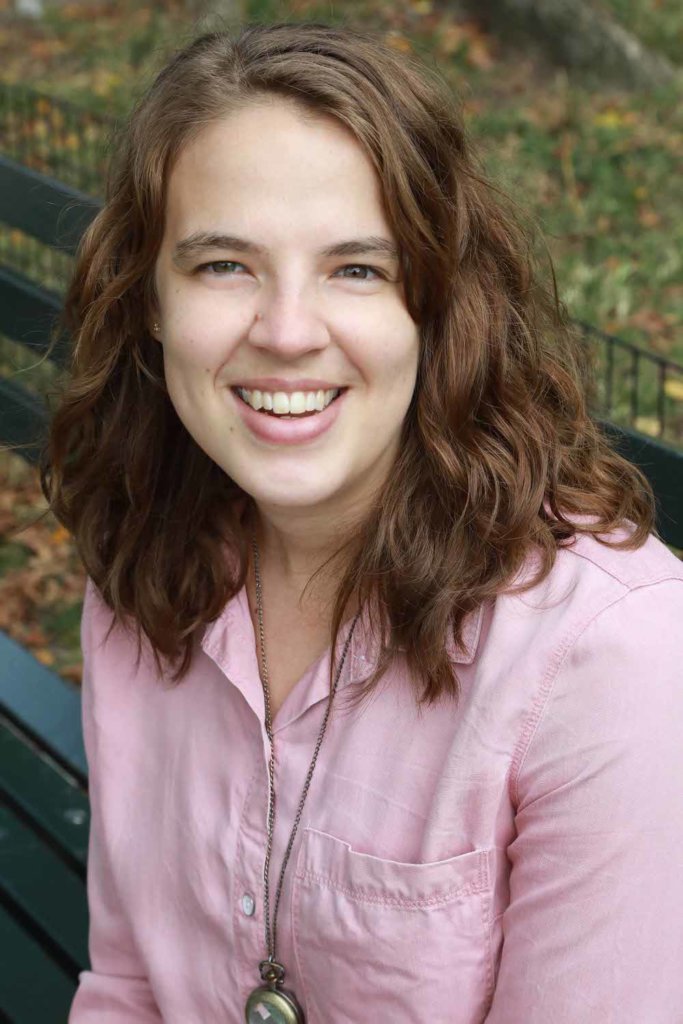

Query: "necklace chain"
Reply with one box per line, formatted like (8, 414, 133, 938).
(251, 533, 361, 974)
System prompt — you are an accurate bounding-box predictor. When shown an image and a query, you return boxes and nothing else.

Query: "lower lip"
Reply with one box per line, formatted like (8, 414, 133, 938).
(229, 388, 348, 445)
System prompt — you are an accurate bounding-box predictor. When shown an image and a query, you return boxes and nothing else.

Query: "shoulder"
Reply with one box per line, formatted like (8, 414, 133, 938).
(479, 521, 683, 692)
(550, 523, 683, 667)
(560, 516, 683, 591)
(510, 518, 683, 636)
(553, 521, 683, 644)
(81, 575, 110, 655)
(509, 526, 683, 806)
(80, 576, 155, 689)
(550, 523, 683, 687)
(513, 522, 683, 754)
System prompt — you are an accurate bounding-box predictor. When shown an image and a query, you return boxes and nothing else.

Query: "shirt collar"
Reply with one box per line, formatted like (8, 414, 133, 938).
(201, 578, 485, 700)
(345, 594, 485, 676)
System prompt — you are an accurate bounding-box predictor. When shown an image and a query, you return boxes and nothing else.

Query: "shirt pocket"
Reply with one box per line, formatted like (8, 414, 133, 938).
(291, 827, 496, 1024)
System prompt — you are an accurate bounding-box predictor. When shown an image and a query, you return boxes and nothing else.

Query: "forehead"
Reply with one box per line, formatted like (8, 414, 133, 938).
(164, 98, 391, 242)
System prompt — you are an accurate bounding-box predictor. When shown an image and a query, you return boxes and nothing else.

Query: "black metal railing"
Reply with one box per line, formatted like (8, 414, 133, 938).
(0, 82, 112, 297)
(0, 81, 113, 197)
(577, 322, 683, 448)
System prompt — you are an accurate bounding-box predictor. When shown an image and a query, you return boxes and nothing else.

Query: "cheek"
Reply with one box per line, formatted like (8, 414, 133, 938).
(164, 322, 234, 374)
(345, 304, 418, 370)
(386, 334, 420, 417)
(161, 283, 236, 356)
(161, 337, 217, 415)
(374, 325, 420, 390)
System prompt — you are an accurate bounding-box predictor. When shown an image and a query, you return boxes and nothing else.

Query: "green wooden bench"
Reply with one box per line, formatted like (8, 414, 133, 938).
(0, 152, 98, 1022)
(1, 147, 682, 1021)
(0, 630, 89, 1022)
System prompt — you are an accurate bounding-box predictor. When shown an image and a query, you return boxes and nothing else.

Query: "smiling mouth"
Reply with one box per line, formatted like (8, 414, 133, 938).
(232, 386, 346, 418)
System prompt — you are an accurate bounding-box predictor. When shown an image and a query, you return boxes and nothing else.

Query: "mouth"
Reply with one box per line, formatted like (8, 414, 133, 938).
(228, 383, 349, 446)
(231, 386, 347, 419)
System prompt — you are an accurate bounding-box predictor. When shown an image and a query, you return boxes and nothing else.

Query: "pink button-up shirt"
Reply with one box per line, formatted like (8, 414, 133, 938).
(69, 522, 683, 1023)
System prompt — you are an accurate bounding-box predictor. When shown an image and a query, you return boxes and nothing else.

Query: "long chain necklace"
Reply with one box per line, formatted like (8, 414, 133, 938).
(244, 533, 362, 1024)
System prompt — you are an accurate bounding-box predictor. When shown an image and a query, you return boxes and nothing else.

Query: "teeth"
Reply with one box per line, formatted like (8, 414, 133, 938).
(236, 387, 341, 416)
(272, 392, 291, 414)
(287, 392, 307, 414)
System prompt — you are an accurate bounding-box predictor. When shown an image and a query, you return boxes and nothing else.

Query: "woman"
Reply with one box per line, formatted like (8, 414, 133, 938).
(42, 21, 683, 1024)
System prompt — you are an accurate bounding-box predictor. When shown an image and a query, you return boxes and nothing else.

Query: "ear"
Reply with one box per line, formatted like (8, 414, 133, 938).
(148, 315, 162, 342)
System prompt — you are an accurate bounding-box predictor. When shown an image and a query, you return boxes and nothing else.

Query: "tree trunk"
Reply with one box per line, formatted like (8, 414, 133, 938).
(454, 0, 676, 89)
(183, 0, 246, 32)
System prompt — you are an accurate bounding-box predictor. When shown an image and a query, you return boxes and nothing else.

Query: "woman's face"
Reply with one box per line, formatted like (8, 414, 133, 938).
(153, 97, 420, 519)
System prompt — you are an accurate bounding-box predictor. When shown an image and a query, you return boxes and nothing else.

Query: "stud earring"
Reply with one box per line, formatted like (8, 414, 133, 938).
(153, 321, 160, 333)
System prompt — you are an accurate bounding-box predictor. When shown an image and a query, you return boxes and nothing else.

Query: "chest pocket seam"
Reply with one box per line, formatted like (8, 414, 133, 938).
(295, 865, 490, 909)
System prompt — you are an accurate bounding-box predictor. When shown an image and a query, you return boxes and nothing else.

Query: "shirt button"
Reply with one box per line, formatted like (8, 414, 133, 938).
(241, 892, 256, 917)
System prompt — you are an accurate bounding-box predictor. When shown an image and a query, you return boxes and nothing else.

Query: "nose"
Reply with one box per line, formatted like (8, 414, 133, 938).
(246, 283, 329, 358)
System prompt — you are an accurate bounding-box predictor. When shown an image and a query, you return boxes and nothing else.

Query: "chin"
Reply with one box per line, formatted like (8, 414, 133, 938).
(249, 486, 341, 511)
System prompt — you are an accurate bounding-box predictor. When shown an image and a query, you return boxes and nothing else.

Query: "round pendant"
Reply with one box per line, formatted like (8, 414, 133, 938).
(245, 983, 305, 1023)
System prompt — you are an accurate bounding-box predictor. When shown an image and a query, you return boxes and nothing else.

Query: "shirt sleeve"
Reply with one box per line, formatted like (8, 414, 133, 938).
(68, 579, 162, 1023)
(484, 578, 683, 1024)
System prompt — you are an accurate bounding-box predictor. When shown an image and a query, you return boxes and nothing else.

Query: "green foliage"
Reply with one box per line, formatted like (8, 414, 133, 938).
(0, 540, 32, 573)
(470, 75, 683, 363)
(601, 0, 683, 68)
(246, 0, 282, 21)
(39, 600, 83, 650)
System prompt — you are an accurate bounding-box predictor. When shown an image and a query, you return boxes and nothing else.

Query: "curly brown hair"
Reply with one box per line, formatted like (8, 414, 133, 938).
(37, 21, 656, 709)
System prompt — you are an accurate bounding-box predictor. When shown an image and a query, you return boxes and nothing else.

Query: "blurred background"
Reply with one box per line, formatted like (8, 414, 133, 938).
(0, 0, 682, 682)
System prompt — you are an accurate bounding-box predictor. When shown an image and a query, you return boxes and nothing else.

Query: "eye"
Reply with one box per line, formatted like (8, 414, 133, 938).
(196, 261, 245, 275)
(335, 264, 385, 281)
(195, 261, 386, 281)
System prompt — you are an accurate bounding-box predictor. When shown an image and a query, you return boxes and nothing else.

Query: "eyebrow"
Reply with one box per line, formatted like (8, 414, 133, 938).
(171, 232, 399, 266)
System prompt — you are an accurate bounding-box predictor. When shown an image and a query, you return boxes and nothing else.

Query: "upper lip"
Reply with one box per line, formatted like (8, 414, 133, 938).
(232, 378, 345, 392)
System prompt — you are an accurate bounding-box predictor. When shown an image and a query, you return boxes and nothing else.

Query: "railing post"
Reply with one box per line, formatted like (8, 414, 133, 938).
(630, 347, 640, 425)
(605, 333, 614, 414)
(658, 362, 666, 439)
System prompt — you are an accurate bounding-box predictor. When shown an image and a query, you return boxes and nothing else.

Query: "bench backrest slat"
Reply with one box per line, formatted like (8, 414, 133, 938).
(0, 904, 78, 1020)
(0, 631, 87, 783)
(0, 718, 89, 866)
(0, 377, 49, 464)
(0, 802, 90, 970)
(0, 264, 67, 362)
(0, 153, 99, 255)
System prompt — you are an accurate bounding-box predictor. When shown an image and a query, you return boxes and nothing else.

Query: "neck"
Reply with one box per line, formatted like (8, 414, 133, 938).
(246, 498, 366, 614)
(253, 508, 349, 583)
